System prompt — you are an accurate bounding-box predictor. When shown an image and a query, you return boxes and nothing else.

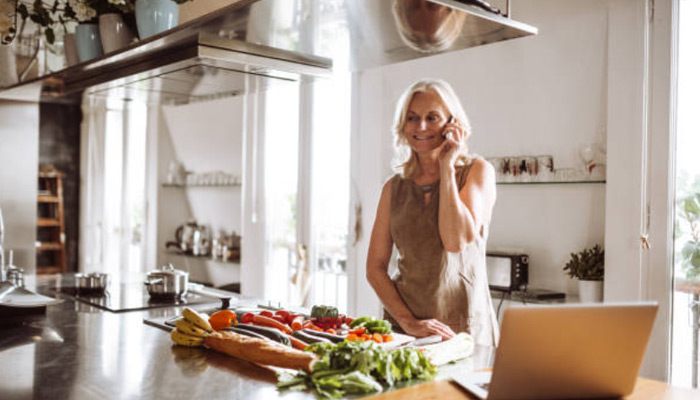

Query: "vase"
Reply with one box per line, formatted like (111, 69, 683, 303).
(99, 14, 137, 54)
(0, 44, 18, 87)
(75, 23, 104, 62)
(578, 280, 603, 303)
(135, 0, 179, 39)
(64, 34, 80, 67)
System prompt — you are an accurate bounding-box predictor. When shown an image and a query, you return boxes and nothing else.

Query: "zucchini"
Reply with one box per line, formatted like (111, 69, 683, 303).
(235, 324, 291, 346)
(349, 316, 372, 328)
(293, 330, 332, 344)
(300, 329, 345, 344)
(221, 327, 268, 341)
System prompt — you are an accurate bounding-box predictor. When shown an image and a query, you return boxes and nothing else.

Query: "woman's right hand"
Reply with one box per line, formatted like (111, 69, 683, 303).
(399, 317, 456, 340)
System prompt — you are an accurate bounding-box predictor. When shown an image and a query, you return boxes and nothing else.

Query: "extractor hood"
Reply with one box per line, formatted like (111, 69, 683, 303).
(0, 0, 537, 104)
(347, 0, 538, 70)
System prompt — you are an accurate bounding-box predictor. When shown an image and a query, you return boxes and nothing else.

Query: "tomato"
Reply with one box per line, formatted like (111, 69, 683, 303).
(275, 310, 291, 321)
(259, 310, 274, 318)
(241, 312, 255, 324)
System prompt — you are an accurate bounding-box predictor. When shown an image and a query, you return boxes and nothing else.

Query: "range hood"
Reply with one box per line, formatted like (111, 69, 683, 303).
(0, 0, 537, 104)
(347, 0, 538, 70)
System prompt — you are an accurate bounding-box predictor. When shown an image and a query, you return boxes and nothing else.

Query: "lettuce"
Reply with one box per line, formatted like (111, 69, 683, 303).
(277, 340, 436, 398)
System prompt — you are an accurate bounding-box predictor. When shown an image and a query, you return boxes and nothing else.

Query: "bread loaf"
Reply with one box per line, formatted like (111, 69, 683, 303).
(204, 331, 316, 372)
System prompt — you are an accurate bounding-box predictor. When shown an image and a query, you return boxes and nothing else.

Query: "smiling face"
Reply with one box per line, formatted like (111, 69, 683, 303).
(402, 90, 450, 154)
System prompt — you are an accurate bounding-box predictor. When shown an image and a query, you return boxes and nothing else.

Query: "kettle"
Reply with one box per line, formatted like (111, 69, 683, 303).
(166, 220, 200, 254)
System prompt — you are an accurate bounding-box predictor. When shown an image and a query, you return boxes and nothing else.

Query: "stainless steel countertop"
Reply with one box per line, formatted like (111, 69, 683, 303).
(0, 275, 492, 400)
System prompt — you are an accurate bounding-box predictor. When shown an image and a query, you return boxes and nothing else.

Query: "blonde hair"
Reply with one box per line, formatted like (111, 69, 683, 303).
(392, 0, 467, 53)
(392, 78, 472, 178)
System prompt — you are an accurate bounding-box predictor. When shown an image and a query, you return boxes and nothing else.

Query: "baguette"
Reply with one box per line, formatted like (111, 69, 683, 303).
(204, 331, 317, 372)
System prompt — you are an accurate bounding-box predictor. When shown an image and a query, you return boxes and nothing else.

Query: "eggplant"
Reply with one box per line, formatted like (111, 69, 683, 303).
(300, 329, 345, 344)
(235, 324, 291, 346)
(221, 327, 268, 341)
(293, 330, 332, 344)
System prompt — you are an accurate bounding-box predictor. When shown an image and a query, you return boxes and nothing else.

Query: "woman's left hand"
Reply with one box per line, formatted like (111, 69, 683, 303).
(438, 122, 466, 170)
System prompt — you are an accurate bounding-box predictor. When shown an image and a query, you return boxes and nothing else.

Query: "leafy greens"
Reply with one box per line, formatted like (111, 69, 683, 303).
(277, 340, 436, 398)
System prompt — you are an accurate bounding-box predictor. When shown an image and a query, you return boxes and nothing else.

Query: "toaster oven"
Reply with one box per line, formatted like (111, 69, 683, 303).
(486, 252, 529, 292)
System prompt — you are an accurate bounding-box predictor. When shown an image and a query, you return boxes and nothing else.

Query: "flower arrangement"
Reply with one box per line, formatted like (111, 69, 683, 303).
(66, 0, 134, 23)
(2, 0, 192, 46)
(1, 0, 137, 45)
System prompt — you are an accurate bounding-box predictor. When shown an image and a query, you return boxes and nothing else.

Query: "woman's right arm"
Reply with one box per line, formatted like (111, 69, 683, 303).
(366, 181, 455, 339)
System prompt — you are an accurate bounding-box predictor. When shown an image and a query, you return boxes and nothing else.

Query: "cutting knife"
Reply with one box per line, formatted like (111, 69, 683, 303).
(397, 334, 443, 348)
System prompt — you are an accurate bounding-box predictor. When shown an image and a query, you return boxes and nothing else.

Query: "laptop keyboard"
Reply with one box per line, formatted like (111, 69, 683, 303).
(477, 382, 490, 392)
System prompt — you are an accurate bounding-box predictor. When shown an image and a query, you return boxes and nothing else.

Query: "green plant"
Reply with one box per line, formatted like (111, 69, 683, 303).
(563, 244, 604, 281)
(676, 174, 700, 280)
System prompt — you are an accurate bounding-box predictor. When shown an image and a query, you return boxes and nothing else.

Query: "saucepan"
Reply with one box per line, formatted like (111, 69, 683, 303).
(75, 272, 109, 295)
(144, 263, 189, 299)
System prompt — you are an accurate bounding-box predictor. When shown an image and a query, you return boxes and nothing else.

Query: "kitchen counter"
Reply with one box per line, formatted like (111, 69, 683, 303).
(0, 275, 491, 400)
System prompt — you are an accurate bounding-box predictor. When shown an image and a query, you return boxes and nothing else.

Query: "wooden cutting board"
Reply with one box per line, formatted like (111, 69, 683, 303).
(381, 332, 415, 348)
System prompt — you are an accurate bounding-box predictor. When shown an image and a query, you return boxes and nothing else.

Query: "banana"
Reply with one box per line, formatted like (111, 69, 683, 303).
(182, 308, 213, 332)
(170, 328, 205, 347)
(174, 317, 209, 338)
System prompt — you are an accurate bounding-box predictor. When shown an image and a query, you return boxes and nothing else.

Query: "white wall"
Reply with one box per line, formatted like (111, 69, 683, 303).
(0, 100, 38, 274)
(349, 0, 611, 317)
(156, 97, 244, 285)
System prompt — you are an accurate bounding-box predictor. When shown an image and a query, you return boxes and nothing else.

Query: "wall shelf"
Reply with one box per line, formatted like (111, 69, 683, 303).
(165, 252, 240, 265)
(161, 182, 241, 188)
(497, 180, 606, 185)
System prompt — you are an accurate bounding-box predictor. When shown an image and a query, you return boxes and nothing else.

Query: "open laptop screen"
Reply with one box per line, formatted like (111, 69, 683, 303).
(469, 302, 658, 400)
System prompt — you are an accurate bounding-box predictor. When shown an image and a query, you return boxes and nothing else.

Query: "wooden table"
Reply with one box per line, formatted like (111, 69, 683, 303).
(367, 378, 700, 400)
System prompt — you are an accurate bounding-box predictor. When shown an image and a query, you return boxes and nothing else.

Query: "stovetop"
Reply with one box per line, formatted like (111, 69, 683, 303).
(56, 283, 220, 313)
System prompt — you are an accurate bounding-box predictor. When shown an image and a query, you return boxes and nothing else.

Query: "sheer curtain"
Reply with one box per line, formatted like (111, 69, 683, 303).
(79, 97, 107, 273)
(79, 97, 149, 279)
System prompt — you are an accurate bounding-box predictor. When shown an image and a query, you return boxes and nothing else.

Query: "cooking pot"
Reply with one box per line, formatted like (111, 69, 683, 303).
(144, 263, 189, 299)
(75, 272, 109, 294)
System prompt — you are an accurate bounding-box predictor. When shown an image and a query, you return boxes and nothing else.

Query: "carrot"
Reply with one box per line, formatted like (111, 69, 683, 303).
(253, 314, 292, 334)
(372, 333, 383, 343)
(325, 329, 336, 335)
(382, 334, 394, 343)
(346, 333, 358, 342)
(302, 320, 323, 331)
(291, 316, 304, 331)
(361, 334, 371, 341)
(288, 335, 309, 350)
(349, 327, 366, 335)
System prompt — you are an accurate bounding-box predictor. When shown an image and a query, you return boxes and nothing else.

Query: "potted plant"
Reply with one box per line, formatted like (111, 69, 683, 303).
(564, 244, 605, 302)
(1, 0, 65, 84)
(675, 176, 700, 282)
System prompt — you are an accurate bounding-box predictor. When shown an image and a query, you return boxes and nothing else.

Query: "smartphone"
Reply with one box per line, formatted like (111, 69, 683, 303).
(443, 116, 455, 138)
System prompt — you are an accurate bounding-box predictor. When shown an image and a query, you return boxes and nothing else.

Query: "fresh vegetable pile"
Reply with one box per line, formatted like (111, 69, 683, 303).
(277, 340, 436, 398)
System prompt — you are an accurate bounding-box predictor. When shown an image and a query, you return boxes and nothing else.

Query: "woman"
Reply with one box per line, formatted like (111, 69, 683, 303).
(366, 78, 499, 346)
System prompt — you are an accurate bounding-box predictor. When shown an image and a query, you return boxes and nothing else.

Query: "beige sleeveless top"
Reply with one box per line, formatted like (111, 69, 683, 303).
(388, 162, 500, 346)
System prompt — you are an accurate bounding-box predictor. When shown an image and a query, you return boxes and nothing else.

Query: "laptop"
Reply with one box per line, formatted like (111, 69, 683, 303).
(453, 302, 659, 400)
